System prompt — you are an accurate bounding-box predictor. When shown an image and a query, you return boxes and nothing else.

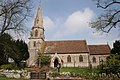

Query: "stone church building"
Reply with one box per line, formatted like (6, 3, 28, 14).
(27, 6, 111, 68)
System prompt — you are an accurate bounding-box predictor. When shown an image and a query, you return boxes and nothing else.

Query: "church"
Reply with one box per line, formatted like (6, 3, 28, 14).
(27, 6, 111, 68)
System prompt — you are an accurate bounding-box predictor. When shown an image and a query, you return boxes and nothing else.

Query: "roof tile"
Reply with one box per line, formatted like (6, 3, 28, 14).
(88, 45, 111, 55)
(45, 40, 89, 53)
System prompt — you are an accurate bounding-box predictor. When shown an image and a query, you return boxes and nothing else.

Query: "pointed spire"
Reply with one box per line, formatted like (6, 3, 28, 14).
(33, 4, 43, 29)
(39, 0, 42, 7)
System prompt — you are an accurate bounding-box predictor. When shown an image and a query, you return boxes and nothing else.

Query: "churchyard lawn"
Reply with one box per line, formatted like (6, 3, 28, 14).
(60, 67, 99, 73)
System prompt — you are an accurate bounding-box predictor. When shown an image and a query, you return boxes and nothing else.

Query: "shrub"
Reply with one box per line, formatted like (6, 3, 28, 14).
(0, 64, 13, 69)
(40, 55, 51, 67)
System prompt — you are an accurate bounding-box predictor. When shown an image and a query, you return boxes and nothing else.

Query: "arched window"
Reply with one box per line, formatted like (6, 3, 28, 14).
(92, 57, 96, 63)
(35, 30, 38, 37)
(67, 55, 71, 62)
(79, 55, 83, 62)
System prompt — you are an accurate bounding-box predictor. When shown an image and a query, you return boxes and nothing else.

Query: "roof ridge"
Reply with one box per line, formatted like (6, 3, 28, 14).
(45, 40, 86, 42)
(88, 44, 108, 46)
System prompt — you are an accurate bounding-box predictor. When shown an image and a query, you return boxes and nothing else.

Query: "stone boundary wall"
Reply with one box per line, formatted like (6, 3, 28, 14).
(47, 72, 120, 80)
(0, 69, 30, 79)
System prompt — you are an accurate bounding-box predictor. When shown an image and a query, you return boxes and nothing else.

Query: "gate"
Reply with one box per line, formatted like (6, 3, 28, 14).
(30, 72, 46, 79)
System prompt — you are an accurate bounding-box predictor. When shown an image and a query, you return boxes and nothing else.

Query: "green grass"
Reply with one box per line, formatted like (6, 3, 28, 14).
(60, 67, 99, 73)
(22, 68, 32, 71)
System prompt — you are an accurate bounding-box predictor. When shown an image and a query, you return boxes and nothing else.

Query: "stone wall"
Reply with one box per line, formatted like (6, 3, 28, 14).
(50, 53, 89, 68)
(89, 55, 109, 67)
(0, 69, 30, 79)
(47, 72, 120, 80)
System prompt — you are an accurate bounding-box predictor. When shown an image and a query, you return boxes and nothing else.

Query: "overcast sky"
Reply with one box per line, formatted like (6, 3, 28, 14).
(26, 0, 120, 48)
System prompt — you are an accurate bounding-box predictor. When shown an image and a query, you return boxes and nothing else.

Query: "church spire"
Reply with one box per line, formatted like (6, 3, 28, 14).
(33, 5, 43, 29)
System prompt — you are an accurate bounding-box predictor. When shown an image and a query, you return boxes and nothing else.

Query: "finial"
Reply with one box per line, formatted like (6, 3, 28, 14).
(38, 0, 42, 11)
(39, 0, 42, 7)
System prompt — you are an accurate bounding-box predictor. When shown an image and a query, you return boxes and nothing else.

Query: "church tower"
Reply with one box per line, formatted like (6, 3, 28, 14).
(27, 6, 44, 67)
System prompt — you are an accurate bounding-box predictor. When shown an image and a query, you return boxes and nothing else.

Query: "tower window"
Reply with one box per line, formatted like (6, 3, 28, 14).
(67, 55, 71, 62)
(33, 41, 36, 47)
(79, 55, 83, 62)
(37, 19, 39, 24)
(35, 30, 38, 37)
(92, 57, 96, 63)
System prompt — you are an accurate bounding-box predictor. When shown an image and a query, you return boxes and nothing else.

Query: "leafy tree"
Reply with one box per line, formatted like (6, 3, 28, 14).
(103, 54, 120, 74)
(0, 33, 20, 66)
(91, 0, 120, 33)
(99, 40, 120, 74)
(0, 45, 8, 65)
(0, 0, 33, 34)
(40, 54, 51, 67)
(0, 33, 29, 67)
(111, 40, 120, 55)
(14, 39, 29, 66)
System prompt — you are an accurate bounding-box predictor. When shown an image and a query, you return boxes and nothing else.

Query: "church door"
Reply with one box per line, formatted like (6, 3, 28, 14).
(54, 58, 59, 67)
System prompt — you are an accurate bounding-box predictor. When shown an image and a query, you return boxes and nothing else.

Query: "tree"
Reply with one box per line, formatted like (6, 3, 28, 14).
(0, 44, 8, 65)
(0, 33, 29, 67)
(0, 33, 20, 66)
(104, 54, 120, 73)
(99, 40, 120, 74)
(14, 39, 29, 66)
(90, 0, 120, 33)
(40, 54, 51, 67)
(0, 0, 33, 34)
(111, 40, 120, 55)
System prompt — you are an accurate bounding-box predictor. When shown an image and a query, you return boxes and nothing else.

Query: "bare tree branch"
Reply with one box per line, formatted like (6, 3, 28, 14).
(96, 0, 120, 9)
(0, 0, 33, 34)
(90, 0, 120, 33)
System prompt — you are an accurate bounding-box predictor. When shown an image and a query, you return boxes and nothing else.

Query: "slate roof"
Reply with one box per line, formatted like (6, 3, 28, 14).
(88, 45, 111, 55)
(45, 40, 89, 53)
